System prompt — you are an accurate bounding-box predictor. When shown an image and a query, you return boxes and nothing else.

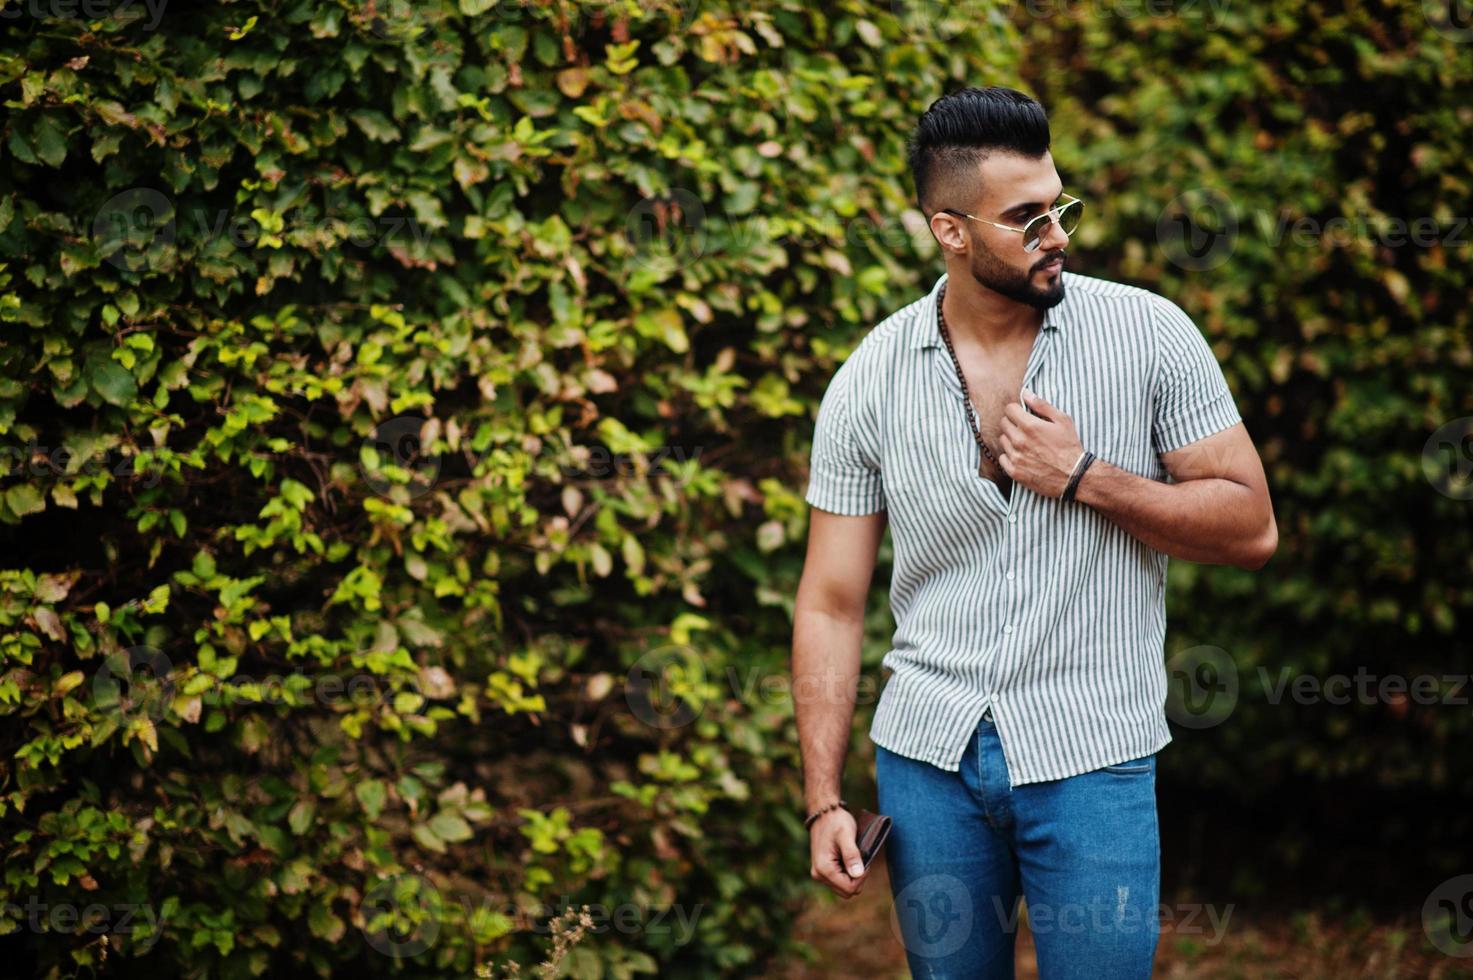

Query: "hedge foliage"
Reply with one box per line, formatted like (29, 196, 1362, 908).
(0, 0, 1022, 976)
(1, 0, 1470, 976)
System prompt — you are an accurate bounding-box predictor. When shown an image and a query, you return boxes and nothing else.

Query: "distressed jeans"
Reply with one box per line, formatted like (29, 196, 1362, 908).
(876, 711, 1161, 979)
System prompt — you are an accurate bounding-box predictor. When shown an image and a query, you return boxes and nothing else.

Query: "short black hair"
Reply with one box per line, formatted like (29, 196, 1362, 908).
(907, 86, 1051, 217)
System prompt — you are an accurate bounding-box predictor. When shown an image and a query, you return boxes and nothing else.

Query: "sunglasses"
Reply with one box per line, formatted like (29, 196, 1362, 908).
(941, 193, 1084, 253)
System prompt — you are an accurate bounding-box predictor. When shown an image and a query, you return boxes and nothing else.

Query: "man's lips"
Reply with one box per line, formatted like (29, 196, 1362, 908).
(1038, 256, 1064, 273)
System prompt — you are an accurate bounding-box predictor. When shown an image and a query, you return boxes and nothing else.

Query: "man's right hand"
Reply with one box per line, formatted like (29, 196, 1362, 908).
(808, 807, 869, 899)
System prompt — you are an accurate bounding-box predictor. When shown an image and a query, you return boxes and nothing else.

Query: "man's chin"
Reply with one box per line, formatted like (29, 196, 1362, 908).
(1030, 265, 1066, 302)
(971, 263, 1067, 309)
(1029, 287, 1066, 310)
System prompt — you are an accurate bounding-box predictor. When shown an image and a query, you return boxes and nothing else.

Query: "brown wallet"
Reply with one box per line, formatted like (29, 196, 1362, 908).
(854, 809, 893, 874)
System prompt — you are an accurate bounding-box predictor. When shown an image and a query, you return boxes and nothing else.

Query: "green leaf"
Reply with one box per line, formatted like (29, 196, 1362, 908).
(350, 110, 400, 143)
(428, 811, 473, 843)
(411, 823, 446, 853)
(288, 800, 316, 835)
(5, 484, 44, 517)
(634, 309, 689, 354)
(32, 115, 68, 168)
(93, 100, 139, 128)
(355, 779, 387, 819)
(89, 362, 137, 407)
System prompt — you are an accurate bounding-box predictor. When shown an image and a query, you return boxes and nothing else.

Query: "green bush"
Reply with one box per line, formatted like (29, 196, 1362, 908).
(0, 0, 1020, 975)
(4, 0, 1470, 974)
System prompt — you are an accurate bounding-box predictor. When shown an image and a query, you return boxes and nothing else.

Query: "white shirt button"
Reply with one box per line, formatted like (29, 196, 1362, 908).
(1008, 514, 1017, 524)
(1006, 570, 1015, 580)
(1003, 624, 1013, 634)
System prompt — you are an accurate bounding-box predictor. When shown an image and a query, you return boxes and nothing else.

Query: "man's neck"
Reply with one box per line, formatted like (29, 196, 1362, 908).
(941, 270, 1044, 352)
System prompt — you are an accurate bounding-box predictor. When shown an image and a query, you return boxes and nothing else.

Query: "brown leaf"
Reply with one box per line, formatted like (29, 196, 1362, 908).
(32, 606, 64, 642)
(556, 67, 590, 99)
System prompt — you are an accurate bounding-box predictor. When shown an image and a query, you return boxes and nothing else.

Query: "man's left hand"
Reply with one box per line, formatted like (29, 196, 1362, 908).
(998, 388, 1085, 499)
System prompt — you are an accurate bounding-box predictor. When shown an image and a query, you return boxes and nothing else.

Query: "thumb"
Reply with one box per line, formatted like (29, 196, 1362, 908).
(1020, 386, 1055, 420)
(837, 828, 865, 878)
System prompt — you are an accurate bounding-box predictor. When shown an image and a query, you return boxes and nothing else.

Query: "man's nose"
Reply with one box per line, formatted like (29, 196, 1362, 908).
(1037, 212, 1071, 252)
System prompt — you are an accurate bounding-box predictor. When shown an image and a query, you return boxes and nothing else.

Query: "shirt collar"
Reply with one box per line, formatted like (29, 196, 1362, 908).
(909, 270, 1067, 349)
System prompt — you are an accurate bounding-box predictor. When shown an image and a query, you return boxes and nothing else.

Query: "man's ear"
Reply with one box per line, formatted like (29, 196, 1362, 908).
(930, 212, 966, 254)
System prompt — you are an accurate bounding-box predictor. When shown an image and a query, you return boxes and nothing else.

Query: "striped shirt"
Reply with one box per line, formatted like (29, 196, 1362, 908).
(804, 269, 1244, 786)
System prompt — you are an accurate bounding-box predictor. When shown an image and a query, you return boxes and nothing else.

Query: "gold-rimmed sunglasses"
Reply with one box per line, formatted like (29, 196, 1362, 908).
(941, 193, 1084, 253)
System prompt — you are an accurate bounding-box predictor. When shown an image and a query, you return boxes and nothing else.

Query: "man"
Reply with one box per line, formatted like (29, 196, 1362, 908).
(792, 86, 1277, 978)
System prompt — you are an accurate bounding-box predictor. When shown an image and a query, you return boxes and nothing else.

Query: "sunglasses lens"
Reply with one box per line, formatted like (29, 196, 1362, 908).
(1024, 199, 1083, 250)
(1058, 199, 1083, 236)
(1023, 220, 1045, 252)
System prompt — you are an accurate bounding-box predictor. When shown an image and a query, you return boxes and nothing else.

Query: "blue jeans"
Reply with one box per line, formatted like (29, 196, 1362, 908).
(876, 712, 1160, 979)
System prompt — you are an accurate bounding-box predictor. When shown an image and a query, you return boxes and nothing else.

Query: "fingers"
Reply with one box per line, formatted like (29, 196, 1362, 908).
(809, 818, 867, 899)
(1002, 401, 1033, 426)
(1020, 386, 1054, 419)
(813, 849, 864, 898)
(838, 834, 866, 881)
(998, 434, 1016, 475)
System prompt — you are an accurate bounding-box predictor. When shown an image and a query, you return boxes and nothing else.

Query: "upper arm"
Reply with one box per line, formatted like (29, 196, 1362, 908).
(1150, 295, 1244, 459)
(800, 358, 887, 616)
(1160, 423, 1278, 567)
(1160, 420, 1263, 488)
(803, 357, 886, 517)
(1149, 296, 1276, 545)
(797, 509, 887, 619)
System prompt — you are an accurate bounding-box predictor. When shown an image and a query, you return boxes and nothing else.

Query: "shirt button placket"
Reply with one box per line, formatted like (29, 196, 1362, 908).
(996, 505, 1020, 704)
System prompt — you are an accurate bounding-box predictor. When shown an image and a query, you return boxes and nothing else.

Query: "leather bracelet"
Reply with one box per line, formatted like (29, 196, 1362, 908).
(1061, 450, 1096, 503)
(803, 799, 848, 830)
(1062, 449, 1087, 487)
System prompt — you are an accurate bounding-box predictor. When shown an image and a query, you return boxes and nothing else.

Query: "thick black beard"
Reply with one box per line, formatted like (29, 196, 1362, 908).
(968, 247, 1067, 310)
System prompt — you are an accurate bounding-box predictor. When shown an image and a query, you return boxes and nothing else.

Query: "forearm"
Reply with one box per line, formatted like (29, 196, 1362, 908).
(1073, 456, 1274, 569)
(792, 606, 864, 811)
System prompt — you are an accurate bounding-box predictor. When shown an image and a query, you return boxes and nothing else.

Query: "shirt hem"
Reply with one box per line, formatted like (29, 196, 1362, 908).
(870, 714, 1174, 786)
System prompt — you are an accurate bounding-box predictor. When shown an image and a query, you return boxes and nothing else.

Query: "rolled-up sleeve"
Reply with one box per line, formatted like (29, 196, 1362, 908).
(1149, 296, 1244, 455)
(804, 360, 885, 515)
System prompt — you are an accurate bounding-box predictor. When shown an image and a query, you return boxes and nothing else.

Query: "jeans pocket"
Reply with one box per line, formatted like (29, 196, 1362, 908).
(1101, 754, 1155, 775)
